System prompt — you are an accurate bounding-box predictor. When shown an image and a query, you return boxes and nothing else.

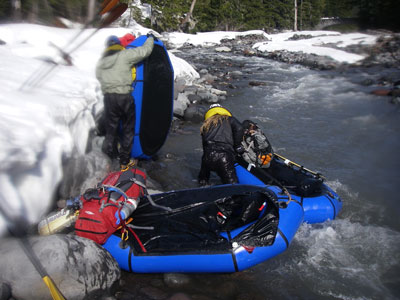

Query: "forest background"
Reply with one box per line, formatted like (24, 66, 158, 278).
(0, 0, 399, 34)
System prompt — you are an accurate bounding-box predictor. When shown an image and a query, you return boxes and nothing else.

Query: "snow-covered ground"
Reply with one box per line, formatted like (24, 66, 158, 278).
(165, 30, 378, 64)
(0, 22, 380, 235)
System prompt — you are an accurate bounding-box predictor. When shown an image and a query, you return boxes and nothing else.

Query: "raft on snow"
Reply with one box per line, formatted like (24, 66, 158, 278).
(103, 184, 303, 273)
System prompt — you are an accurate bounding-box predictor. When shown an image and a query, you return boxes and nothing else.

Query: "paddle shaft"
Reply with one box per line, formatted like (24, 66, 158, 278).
(274, 153, 324, 179)
(0, 203, 66, 300)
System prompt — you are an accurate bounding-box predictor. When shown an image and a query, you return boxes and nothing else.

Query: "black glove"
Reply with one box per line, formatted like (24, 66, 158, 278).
(146, 32, 158, 41)
(235, 146, 245, 154)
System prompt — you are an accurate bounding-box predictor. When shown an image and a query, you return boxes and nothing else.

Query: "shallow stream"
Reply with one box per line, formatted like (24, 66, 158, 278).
(119, 48, 400, 299)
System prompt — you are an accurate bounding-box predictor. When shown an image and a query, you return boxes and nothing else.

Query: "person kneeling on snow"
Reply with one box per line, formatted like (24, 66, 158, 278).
(95, 34, 154, 171)
(241, 120, 273, 168)
(198, 104, 244, 186)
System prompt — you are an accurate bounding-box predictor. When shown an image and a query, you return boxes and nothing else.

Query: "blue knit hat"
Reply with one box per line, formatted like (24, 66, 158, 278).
(106, 35, 121, 47)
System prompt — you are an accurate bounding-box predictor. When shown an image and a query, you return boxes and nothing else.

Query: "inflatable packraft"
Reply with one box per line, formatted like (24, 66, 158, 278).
(127, 36, 174, 159)
(103, 184, 303, 273)
(235, 155, 342, 224)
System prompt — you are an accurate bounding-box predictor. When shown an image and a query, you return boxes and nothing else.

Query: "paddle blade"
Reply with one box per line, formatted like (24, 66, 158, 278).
(43, 276, 66, 300)
(100, 3, 128, 28)
(100, 0, 120, 15)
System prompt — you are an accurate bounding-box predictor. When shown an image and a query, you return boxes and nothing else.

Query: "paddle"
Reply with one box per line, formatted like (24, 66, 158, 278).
(0, 201, 66, 300)
(19, 1, 127, 91)
(274, 153, 325, 180)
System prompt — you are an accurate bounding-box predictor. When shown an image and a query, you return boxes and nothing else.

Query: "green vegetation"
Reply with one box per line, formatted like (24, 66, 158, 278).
(0, 0, 398, 32)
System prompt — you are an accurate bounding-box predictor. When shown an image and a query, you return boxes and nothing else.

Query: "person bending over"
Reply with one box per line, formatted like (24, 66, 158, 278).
(198, 104, 244, 185)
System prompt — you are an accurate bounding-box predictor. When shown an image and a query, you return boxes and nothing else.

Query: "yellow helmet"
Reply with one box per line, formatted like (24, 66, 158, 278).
(204, 104, 232, 120)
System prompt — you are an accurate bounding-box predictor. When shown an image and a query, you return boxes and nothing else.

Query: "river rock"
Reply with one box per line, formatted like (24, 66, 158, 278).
(0, 234, 120, 300)
(58, 144, 112, 199)
(361, 34, 400, 68)
(197, 91, 218, 103)
(139, 286, 168, 300)
(164, 273, 191, 288)
(198, 74, 217, 85)
(249, 81, 268, 87)
(174, 93, 191, 117)
(210, 88, 227, 96)
(174, 78, 187, 99)
(184, 105, 207, 123)
(187, 93, 202, 103)
(215, 46, 231, 52)
(0, 282, 11, 300)
(168, 292, 192, 300)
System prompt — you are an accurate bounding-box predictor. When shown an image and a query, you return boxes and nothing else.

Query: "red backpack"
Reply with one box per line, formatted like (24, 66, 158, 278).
(75, 167, 147, 244)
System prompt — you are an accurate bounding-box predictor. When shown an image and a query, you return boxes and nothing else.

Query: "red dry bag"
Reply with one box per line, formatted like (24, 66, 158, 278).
(74, 167, 146, 244)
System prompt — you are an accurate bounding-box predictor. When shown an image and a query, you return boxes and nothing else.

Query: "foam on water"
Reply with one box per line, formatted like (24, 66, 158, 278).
(290, 220, 400, 299)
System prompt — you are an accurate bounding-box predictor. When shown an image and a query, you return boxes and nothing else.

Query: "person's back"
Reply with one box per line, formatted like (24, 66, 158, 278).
(198, 104, 244, 185)
(95, 35, 154, 171)
(96, 36, 154, 95)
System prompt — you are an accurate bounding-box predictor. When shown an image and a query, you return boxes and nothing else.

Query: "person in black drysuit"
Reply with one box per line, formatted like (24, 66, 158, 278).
(198, 104, 244, 185)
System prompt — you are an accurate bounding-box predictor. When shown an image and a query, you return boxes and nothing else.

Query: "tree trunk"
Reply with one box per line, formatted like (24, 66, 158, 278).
(42, 0, 53, 22)
(294, 0, 298, 31)
(87, 0, 96, 23)
(181, 0, 197, 32)
(300, 0, 303, 30)
(28, 0, 39, 23)
(11, 0, 22, 21)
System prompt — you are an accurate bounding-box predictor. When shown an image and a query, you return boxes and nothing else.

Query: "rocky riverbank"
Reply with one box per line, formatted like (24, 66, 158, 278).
(49, 29, 400, 300)
(169, 31, 400, 119)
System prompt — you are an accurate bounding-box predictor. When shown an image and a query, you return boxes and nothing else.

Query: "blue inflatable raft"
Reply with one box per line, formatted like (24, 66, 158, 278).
(103, 184, 303, 273)
(235, 155, 342, 224)
(127, 36, 174, 159)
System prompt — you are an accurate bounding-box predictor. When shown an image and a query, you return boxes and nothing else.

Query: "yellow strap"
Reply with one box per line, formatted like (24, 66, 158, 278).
(43, 276, 66, 300)
(132, 66, 136, 81)
(121, 230, 129, 241)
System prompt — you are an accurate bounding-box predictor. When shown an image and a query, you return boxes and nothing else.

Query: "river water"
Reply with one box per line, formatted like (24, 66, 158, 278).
(120, 48, 400, 300)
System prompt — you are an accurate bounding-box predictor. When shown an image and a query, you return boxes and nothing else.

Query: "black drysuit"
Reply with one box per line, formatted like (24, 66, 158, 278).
(102, 93, 135, 164)
(198, 116, 244, 184)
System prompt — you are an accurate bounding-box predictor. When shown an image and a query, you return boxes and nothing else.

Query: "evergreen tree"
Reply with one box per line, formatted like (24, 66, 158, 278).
(298, 0, 325, 29)
(144, 0, 191, 32)
(0, 0, 398, 32)
(323, 0, 357, 18)
(241, 0, 266, 31)
(358, 0, 399, 31)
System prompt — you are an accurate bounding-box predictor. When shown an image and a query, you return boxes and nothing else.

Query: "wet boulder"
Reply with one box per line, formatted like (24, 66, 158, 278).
(58, 143, 112, 199)
(0, 234, 120, 300)
(184, 104, 207, 123)
(173, 93, 190, 117)
(215, 46, 231, 52)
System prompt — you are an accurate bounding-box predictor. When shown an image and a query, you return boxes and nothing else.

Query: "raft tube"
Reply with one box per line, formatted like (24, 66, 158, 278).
(103, 184, 303, 273)
(235, 159, 342, 224)
(126, 36, 174, 159)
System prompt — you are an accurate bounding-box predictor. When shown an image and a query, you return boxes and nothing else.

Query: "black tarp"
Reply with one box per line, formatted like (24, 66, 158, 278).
(120, 185, 279, 254)
(239, 158, 325, 197)
(140, 44, 174, 156)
